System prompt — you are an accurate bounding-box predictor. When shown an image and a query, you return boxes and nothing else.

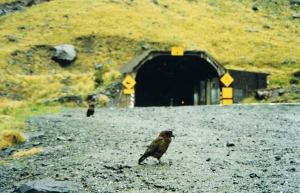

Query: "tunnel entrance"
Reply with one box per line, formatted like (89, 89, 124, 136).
(135, 55, 219, 107)
(118, 50, 228, 108)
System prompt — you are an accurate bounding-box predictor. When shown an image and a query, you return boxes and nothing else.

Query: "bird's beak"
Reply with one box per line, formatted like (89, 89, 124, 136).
(172, 134, 175, 139)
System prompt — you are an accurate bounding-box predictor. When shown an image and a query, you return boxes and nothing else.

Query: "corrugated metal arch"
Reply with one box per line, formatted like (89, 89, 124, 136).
(118, 50, 228, 77)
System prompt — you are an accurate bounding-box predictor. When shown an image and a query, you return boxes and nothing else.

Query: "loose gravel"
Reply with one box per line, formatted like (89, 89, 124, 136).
(0, 104, 300, 192)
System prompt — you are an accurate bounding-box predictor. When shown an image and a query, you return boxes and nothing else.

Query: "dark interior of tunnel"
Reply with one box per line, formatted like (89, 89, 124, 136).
(135, 55, 219, 107)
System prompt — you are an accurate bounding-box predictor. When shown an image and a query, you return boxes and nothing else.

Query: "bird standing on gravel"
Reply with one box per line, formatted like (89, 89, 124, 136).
(138, 130, 175, 165)
(86, 104, 95, 117)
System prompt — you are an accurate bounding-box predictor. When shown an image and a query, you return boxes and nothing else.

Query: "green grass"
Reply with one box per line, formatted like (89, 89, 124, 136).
(0, 103, 60, 150)
(0, 103, 61, 131)
(269, 79, 287, 86)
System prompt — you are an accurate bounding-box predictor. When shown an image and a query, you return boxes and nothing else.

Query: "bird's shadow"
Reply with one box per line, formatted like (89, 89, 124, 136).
(138, 160, 172, 168)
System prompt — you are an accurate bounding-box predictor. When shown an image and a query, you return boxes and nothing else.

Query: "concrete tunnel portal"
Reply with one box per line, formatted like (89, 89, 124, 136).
(135, 55, 218, 106)
(118, 51, 228, 107)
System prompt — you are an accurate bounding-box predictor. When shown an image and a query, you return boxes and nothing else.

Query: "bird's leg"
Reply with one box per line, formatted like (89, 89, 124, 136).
(158, 159, 166, 165)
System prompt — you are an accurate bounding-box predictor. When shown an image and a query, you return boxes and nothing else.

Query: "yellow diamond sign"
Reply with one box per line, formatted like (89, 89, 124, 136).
(122, 75, 136, 89)
(220, 73, 234, 87)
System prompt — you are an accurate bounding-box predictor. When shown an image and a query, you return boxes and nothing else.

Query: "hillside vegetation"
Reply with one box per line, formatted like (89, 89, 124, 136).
(0, 0, 300, 148)
(1, 0, 300, 75)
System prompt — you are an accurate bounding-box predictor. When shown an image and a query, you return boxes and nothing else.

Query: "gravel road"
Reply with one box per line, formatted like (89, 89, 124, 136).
(1, 104, 300, 193)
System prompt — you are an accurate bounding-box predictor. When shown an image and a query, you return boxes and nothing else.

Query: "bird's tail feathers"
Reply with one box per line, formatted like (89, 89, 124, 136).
(138, 156, 147, 165)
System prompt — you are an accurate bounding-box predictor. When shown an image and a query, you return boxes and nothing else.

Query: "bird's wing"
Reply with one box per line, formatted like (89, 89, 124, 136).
(143, 137, 164, 157)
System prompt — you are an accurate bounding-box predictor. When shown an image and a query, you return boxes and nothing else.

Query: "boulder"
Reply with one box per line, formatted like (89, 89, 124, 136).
(60, 86, 72, 93)
(43, 95, 82, 106)
(21, 0, 36, 7)
(293, 14, 300, 19)
(60, 75, 71, 85)
(17, 179, 79, 193)
(248, 28, 258, 32)
(293, 70, 300, 78)
(254, 89, 272, 100)
(52, 44, 76, 66)
(290, 79, 299, 85)
(0, 0, 38, 16)
(54, 44, 76, 61)
(290, 0, 300, 4)
(7, 35, 18, 42)
(94, 63, 104, 71)
(141, 45, 149, 50)
(86, 84, 122, 107)
(9, 94, 23, 101)
(86, 91, 97, 102)
(252, 5, 259, 11)
(57, 95, 82, 105)
(254, 86, 300, 101)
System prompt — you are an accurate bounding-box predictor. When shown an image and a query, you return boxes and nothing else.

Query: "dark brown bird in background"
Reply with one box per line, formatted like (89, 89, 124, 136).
(138, 130, 175, 165)
(86, 104, 95, 117)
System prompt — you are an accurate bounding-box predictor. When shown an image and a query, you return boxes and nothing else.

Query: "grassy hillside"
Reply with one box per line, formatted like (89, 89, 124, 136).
(1, 0, 300, 74)
(0, 0, 300, 147)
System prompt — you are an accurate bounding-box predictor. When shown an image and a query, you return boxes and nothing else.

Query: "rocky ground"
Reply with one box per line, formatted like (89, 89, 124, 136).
(0, 104, 300, 193)
(0, 0, 51, 16)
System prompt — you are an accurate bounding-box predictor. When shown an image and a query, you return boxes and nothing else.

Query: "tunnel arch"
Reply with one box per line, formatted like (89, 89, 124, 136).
(118, 50, 228, 107)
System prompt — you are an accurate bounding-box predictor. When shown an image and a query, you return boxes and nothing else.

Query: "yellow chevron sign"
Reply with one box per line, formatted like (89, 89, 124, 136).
(122, 75, 136, 94)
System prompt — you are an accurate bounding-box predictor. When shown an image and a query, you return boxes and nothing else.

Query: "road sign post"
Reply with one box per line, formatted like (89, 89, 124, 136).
(122, 75, 136, 94)
(220, 73, 234, 105)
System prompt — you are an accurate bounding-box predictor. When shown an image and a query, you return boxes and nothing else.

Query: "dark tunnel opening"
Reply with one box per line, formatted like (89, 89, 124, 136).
(135, 55, 219, 107)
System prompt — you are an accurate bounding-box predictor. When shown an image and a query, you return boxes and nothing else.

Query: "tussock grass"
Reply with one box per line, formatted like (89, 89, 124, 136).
(98, 94, 110, 107)
(1, 73, 95, 103)
(0, 103, 60, 150)
(67, 74, 95, 94)
(0, 73, 95, 150)
(0, 147, 43, 165)
(102, 70, 122, 87)
(12, 147, 43, 158)
(0, 129, 26, 150)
